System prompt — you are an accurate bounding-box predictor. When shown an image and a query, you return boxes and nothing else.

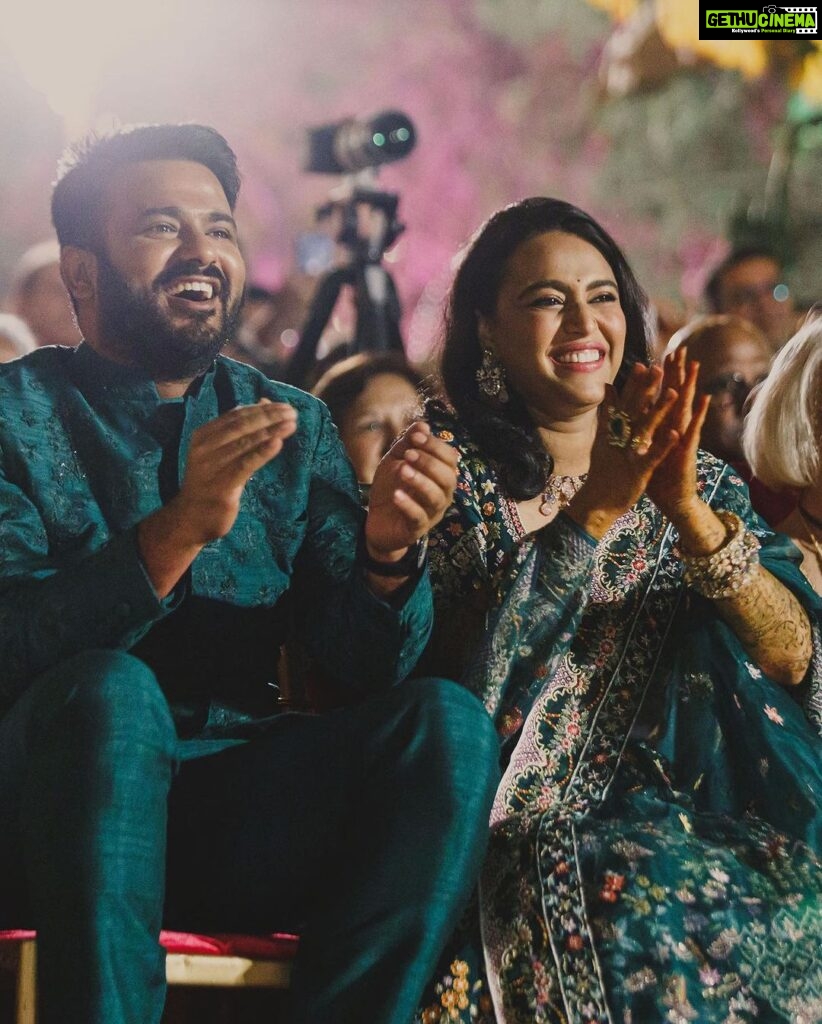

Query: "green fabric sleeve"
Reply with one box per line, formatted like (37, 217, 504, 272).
(0, 518, 176, 712)
(290, 402, 433, 693)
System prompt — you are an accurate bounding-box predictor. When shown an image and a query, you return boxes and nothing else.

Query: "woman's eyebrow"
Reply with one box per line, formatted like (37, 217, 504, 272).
(517, 277, 617, 300)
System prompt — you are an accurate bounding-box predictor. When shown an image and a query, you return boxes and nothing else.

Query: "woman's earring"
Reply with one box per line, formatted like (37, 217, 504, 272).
(476, 348, 509, 407)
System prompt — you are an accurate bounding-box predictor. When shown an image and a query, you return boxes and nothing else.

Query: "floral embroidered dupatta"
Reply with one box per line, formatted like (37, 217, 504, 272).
(420, 410, 822, 1024)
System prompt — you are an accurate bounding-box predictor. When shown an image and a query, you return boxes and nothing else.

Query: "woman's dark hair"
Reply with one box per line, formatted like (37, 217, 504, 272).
(51, 123, 241, 252)
(438, 196, 652, 500)
(312, 352, 424, 428)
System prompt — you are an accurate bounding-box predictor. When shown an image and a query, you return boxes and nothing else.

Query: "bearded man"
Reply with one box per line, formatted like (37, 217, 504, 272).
(0, 124, 499, 1024)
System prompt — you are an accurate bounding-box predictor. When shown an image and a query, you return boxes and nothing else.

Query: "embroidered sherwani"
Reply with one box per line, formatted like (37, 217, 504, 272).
(0, 346, 502, 1024)
(0, 343, 431, 727)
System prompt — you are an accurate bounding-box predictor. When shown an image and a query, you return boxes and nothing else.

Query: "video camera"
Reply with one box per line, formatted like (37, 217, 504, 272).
(305, 110, 416, 263)
(286, 111, 417, 385)
(305, 110, 416, 176)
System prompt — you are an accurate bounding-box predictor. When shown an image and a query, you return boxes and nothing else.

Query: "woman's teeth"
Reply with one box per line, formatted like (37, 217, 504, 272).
(555, 349, 602, 364)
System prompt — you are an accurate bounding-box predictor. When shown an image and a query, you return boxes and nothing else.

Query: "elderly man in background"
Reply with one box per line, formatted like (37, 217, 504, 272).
(0, 313, 36, 362)
(666, 313, 797, 525)
(4, 239, 81, 347)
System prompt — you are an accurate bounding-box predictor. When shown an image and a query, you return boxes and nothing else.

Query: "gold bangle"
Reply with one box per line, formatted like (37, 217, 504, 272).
(676, 509, 760, 600)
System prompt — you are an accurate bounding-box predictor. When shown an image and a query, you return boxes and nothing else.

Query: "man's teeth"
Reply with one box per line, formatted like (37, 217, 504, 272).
(555, 350, 602, 364)
(167, 281, 215, 300)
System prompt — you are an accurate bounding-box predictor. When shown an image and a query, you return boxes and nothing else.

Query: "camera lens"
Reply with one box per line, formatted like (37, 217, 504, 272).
(306, 110, 416, 174)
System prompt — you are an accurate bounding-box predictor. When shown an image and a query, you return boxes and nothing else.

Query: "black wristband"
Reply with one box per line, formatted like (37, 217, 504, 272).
(359, 535, 428, 577)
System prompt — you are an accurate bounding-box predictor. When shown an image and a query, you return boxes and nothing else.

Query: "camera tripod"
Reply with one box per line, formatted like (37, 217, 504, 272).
(284, 188, 405, 388)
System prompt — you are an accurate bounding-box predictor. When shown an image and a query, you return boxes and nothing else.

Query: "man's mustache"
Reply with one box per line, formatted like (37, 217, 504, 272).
(154, 261, 228, 292)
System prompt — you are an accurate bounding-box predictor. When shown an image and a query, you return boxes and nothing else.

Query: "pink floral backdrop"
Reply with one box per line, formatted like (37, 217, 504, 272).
(0, 0, 815, 360)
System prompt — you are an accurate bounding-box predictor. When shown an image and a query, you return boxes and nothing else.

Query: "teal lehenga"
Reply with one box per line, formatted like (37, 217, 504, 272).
(416, 409, 822, 1024)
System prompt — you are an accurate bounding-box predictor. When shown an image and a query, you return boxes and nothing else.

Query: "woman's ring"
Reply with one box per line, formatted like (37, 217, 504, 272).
(606, 407, 632, 449)
(630, 433, 650, 453)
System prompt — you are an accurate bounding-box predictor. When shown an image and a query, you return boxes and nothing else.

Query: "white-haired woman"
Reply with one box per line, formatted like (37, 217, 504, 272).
(743, 316, 822, 594)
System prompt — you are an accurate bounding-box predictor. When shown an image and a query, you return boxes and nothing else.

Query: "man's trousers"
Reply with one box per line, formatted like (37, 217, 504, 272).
(0, 649, 500, 1024)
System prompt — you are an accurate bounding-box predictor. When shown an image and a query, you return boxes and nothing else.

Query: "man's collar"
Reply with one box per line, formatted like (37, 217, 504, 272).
(71, 341, 217, 404)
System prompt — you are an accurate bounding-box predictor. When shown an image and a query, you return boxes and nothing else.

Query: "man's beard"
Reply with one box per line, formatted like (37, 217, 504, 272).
(95, 253, 243, 381)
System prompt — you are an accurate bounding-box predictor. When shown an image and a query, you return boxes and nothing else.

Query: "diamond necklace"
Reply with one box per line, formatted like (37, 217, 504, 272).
(539, 474, 587, 517)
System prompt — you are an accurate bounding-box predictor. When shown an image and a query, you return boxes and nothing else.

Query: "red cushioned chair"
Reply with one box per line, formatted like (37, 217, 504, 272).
(0, 928, 298, 1024)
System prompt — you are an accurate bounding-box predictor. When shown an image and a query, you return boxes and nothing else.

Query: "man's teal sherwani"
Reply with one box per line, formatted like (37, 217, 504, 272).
(0, 343, 499, 1024)
(0, 343, 432, 728)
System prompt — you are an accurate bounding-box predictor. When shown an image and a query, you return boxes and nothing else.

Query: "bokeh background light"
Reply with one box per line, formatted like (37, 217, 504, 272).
(1, 0, 819, 361)
(3, 0, 172, 135)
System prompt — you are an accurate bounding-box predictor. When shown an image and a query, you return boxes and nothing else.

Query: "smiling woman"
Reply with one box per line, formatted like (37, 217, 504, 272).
(476, 230, 627, 430)
(415, 197, 822, 1024)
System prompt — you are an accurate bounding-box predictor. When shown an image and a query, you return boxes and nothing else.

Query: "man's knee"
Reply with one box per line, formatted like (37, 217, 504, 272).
(20, 651, 175, 847)
(376, 676, 500, 802)
(394, 676, 497, 749)
(32, 649, 174, 748)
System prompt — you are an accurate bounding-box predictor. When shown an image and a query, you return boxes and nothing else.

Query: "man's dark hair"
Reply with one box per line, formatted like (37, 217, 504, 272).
(704, 246, 781, 312)
(51, 123, 241, 251)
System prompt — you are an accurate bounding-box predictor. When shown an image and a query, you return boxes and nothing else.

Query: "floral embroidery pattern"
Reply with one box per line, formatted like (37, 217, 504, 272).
(764, 705, 784, 725)
(416, 409, 822, 1024)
